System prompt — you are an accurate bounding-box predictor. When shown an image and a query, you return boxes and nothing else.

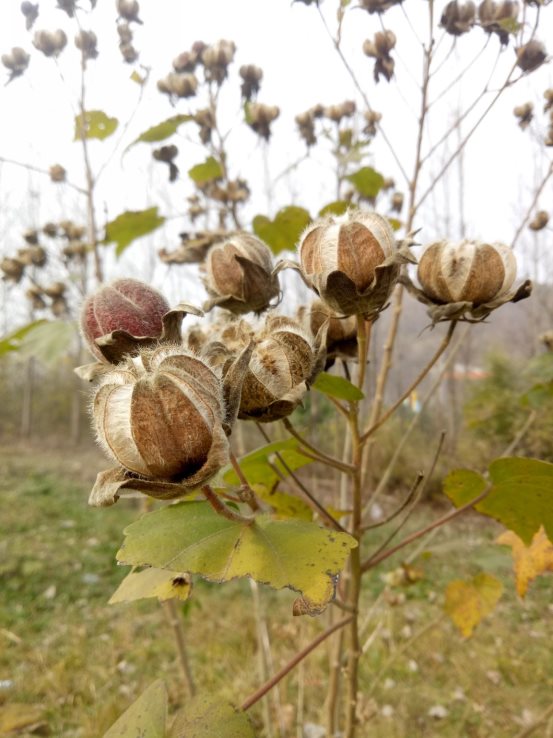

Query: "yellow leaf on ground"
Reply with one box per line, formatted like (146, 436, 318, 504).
(0, 704, 45, 734)
(444, 573, 503, 638)
(497, 527, 553, 598)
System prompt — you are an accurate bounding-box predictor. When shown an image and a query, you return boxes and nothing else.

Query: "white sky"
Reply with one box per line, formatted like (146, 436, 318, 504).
(0, 0, 552, 327)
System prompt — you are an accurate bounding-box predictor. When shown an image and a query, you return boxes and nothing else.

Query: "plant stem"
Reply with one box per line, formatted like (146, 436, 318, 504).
(202, 485, 253, 524)
(241, 616, 353, 712)
(282, 419, 355, 474)
(162, 599, 196, 697)
(513, 702, 553, 738)
(361, 486, 491, 572)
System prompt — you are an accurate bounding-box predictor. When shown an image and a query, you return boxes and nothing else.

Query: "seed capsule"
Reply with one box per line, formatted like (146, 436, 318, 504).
(298, 209, 407, 317)
(203, 233, 279, 315)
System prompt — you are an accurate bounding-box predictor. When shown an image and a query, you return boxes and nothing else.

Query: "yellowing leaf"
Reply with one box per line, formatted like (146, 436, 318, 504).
(103, 680, 167, 738)
(104, 207, 166, 257)
(188, 156, 223, 184)
(497, 527, 553, 598)
(117, 501, 357, 615)
(74, 110, 118, 141)
(169, 696, 254, 738)
(0, 704, 45, 734)
(109, 568, 191, 604)
(445, 573, 502, 638)
(251, 483, 313, 521)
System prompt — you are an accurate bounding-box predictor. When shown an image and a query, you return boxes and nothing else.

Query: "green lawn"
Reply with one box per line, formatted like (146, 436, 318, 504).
(0, 445, 551, 737)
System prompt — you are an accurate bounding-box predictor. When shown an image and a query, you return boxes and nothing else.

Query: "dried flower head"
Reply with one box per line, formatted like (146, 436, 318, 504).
(57, 0, 77, 17)
(43, 222, 58, 238)
(203, 233, 279, 314)
(513, 102, 533, 129)
(43, 281, 66, 298)
(26, 285, 46, 311)
(401, 239, 531, 323)
(17, 246, 47, 267)
(359, 0, 404, 13)
(21, 2, 39, 31)
(297, 209, 414, 317)
(363, 31, 396, 82)
(363, 109, 382, 137)
(157, 72, 198, 98)
(440, 1, 476, 35)
(479, 0, 520, 45)
(1, 257, 25, 283)
(116, 0, 142, 24)
(246, 103, 280, 140)
(201, 40, 236, 84)
(49, 164, 66, 183)
(33, 29, 67, 57)
(528, 210, 549, 231)
(75, 30, 99, 61)
(299, 299, 358, 365)
(239, 64, 263, 100)
(1, 47, 30, 81)
(324, 101, 356, 124)
(516, 40, 547, 73)
(153, 145, 179, 182)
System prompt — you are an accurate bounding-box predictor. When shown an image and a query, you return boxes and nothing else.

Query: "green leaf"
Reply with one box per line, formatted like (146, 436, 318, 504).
(128, 114, 192, 147)
(0, 320, 47, 357)
(117, 501, 357, 614)
(444, 573, 503, 638)
(74, 110, 118, 141)
(169, 696, 254, 738)
(318, 200, 350, 217)
(103, 680, 167, 738)
(443, 468, 487, 506)
(444, 458, 553, 544)
(520, 380, 553, 409)
(345, 166, 384, 198)
(252, 205, 312, 255)
(222, 439, 313, 489)
(104, 207, 166, 257)
(312, 371, 364, 402)
(251, 484, 313, 521)
(17, 320, 76, 366)
(388, 217, 402, 231)
(188, 156, 223, 185)
(109, 568, 191, 604)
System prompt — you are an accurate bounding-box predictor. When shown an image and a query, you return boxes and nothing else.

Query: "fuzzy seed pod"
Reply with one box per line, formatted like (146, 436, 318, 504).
(544, 88, 553, 113)
(43, 281, 66, 298)
(116, 0, 142, 24)
(203, 233, 279, 314)
(1, 257, 25, 283)
(246, 103, 280, 140)
(92, 347, 229, 484)
(22, 229, 39, 245)
(440, 1, 476, 35)
(49, 164, 66, 183)
(2, 47, 30, 80)
(298, 210, 409, 317)
(75, 30, 99, 61)
(479, 0, 520, 45)
(391, 192, 404, 213)
(17, 246, 47, 267)
(359, 0, 404, 12)
(300, 299, 358, 365)
(119, 42, 138, 63)
(117, 23, 133, 44)
(60, 221, 85, 240)
(26, 285, 46, 311)
(513, 102, 533, 129)
(528, 210, 549, 231)
(157, 72, 198, 98)
(363, 109, 382, 137)
(201, 39, 236, 84)
(33, 29, 67, 57)
(63, 240, 88, 259)
(363, 31, 396, 82)
(238, 316, 315, 422)
(239, 64, 263, 100)
(81, 278, 170, 361)
(21, 2, 39, 31)
(43, 222, 58, 238)
(516, 40, 547, 73)
(173, 50, 198, 73)
(57, 0, 77, 17)
(418, 241, 516, 305)
(324, 101, 356, 124)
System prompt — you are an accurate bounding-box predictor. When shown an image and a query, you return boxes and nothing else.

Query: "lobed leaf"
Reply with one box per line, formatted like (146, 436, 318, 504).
(318, 200, 350, 217)
(444, 572, 503, 638)
(345, 166, 384, 198)
(109, 568, 191, 604)
(312, 371, 364, 402)
(128, 114, 192, 148)
(188, 156, 223, 184)
(169, 696, 254, 738)
(497, 527, 553, 598)
(252, 205, 311, 255)
(74, 110, 118, 141)
(222, 439, 313, 489)
(444, 458, 553, 544)
(104, 207, 166, 257)
(117, 501, 357, 615)
(103, 680, 167, 738)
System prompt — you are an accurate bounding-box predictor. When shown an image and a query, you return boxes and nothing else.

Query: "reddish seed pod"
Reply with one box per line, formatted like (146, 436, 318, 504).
(80, 278, 170, 361)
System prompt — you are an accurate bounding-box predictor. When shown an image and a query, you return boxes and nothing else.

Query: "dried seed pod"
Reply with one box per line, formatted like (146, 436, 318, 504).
(17, 245, 47, 267)
(81, 278, 170, 361)
(391, 192, 404, 213)
(75, 30, 99, 60)
(62, 240, 88, 258)
(49, 164, 66, 183)
(528, 210, 549, 231)
(1, 47, 30, 80)
(117, 22, 133, 44)
(239, 64, 263, 100)
(157, 72, 198, 98)
(513, 102, 533, 129)
(544, 88, 553, 113)
(21, 2, 39, 30)
(516, 40, 547, 73)
(401, 239, 531, 323)
(194, 107, 216, 144)
(92, 347, 229, 484)
(246, 103, 280, 140)
(43, 281, 66, 298)
(57, 0, 77, 16)
(363, 109, 382, 136)
(116, 0, 142, 24)
(173, 50, 198, 73)
(59, 221, 85, 240)
(43, 222, 58, 237)
(297, 209, 412, 317)
(300, 299, 358, 364)
(119, 43, 138, 63)
(22, 228, 39, 245)
(1, 257, 25, 283)
(295, 109, 317, 146)
(363, 31, 396, 82)
(159, 231, 227, 265)
(51, 296, 68, 317)
(440, 1, 476, 35)
(201, 39, 236, 84)
(324, 101, 356, 124)
(238, 316, 315, 422)
(479, 0, 520, 45)
(359, 0, 404, 12)
(26, 285, 47, 311)
(203, 233, 279, 314)
(33, 29, 67, 57)
(153, 145, 179, 182)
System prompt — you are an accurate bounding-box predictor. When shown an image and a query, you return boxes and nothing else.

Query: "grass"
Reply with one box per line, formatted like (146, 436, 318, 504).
(0, 444, 552, 737)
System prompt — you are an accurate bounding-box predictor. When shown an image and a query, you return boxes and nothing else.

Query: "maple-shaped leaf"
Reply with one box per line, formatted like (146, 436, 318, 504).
(444, 573, 503, 638)
(497, 527, 553, 598)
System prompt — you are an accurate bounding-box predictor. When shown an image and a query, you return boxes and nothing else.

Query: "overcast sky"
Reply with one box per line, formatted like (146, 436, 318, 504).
(0, 0, 552, 326)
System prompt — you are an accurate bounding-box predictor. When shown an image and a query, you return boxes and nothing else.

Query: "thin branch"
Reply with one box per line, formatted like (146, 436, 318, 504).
(501, 410, 537, 457)
(361, 471, 424, 532)
(361, 485, 491, 572)
(361, 321, 456, 443)
(229, 451, 261, 511)
(0, 156, 86, 194)
(202, 484, 253, 524)
(510, 161, 553, 249)
(161, 599, 196, 697)
(282, 418, 355, 474)
(241, 616, 353, 712)
(513, 702, 553, 738)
